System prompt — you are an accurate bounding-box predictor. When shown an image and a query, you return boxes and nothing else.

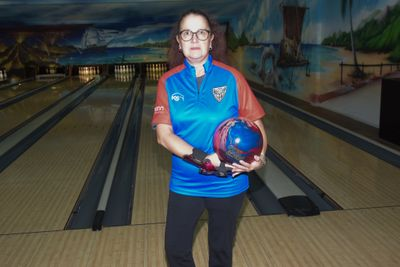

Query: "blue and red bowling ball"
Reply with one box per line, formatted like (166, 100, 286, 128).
(213, 117, 263, 164)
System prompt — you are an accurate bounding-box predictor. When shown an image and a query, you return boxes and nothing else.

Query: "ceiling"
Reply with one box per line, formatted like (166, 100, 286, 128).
(0, 0, 251, 29)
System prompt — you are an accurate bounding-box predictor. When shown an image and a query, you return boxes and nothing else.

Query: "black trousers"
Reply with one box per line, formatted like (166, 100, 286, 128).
(165, 191, 245, 267)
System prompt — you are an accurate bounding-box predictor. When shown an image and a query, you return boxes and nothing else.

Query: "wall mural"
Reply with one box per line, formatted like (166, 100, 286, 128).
(0, 0, 247, 78)
(1, 0, 399, 128)
(231, 0, 400, 127)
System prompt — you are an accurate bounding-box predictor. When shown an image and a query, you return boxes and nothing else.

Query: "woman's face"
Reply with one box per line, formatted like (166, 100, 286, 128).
(177, 14, 214, 67)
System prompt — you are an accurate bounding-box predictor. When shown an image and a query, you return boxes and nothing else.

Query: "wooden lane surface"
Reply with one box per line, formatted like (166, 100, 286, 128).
(131, 82, 257, 225)
(1, 207, 399, 266)
(0, 78, 85, 137)
(261, 101, 400, 209)
(0, 78, 129, 234)
(1, 81, 400, 266)
(0, 80, 50, 102)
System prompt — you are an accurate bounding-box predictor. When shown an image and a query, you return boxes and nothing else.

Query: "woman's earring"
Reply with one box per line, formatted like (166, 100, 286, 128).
(209, 47, 212, 51)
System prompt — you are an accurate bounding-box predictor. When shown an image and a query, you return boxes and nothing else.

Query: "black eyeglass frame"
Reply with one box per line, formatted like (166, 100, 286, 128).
(178, 29, 212, 41)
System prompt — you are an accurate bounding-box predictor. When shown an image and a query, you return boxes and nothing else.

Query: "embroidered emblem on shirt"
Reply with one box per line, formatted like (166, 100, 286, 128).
(212, 86, 227, 102)
(171, 93, 184, 102)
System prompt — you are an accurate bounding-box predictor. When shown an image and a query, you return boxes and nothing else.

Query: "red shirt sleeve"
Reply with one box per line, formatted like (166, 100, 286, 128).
(151, 75, 171, 128)
(235, 70, 266, 121)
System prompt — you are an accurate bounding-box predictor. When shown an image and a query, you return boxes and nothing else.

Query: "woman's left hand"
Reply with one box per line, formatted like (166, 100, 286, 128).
(227, 154, 266, 177)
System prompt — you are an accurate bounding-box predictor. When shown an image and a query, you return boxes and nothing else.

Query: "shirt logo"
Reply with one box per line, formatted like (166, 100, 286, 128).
(171, 93, 184, 102)
(212, 86, 227, 102)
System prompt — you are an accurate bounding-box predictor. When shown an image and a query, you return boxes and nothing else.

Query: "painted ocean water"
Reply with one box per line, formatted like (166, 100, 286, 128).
(59, 47, 168, 65)
(243, 44, 343, 91)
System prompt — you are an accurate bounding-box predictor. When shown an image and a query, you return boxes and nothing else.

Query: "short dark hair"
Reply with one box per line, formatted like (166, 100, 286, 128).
(167, 9, 228, 68)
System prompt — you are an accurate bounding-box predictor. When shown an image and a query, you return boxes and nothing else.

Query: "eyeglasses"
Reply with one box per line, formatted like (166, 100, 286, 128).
(179, 29, 211, 41)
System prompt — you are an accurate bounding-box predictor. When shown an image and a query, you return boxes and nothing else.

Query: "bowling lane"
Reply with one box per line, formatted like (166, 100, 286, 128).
(131, 80, 257, 225)
(260, 100, 400, 209)
(0, 79, 52, 102)
(0, 78, 85, 137)
(0, 77, 131, 234)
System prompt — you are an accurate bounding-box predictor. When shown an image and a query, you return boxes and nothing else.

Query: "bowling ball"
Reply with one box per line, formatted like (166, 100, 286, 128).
(213, 117, 263, 164)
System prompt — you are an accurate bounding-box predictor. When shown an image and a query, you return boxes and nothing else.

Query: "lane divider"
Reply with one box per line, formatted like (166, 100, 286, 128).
(91, 75, 145, 230)
(248, 146, 339, 217)
(0, 77, 66, 110)
(65, 76, 137, 230)
(0, 76, 107, 173)
(251, 85, 400, 168)
(0, 78, 34, 91)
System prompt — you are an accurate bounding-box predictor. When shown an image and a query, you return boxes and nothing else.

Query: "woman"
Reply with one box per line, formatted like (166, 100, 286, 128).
(152, 9, 267, 267)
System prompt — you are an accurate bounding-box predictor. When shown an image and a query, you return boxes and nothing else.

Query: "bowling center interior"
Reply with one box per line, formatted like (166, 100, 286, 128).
(0, 0, 400, 266)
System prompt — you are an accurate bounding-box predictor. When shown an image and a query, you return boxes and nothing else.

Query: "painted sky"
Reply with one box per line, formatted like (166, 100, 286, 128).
(235, 0, 400, 44)
(0, 0, 250, 48)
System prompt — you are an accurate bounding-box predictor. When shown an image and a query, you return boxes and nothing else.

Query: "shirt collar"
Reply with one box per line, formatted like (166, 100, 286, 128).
(184, 55, 213, 76)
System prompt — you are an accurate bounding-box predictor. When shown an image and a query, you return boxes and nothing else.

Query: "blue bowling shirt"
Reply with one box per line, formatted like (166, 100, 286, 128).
(152, 55, 265, 198)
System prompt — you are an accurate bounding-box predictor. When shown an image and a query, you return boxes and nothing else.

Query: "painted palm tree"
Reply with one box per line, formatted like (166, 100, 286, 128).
(341, 0, 364, 77)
